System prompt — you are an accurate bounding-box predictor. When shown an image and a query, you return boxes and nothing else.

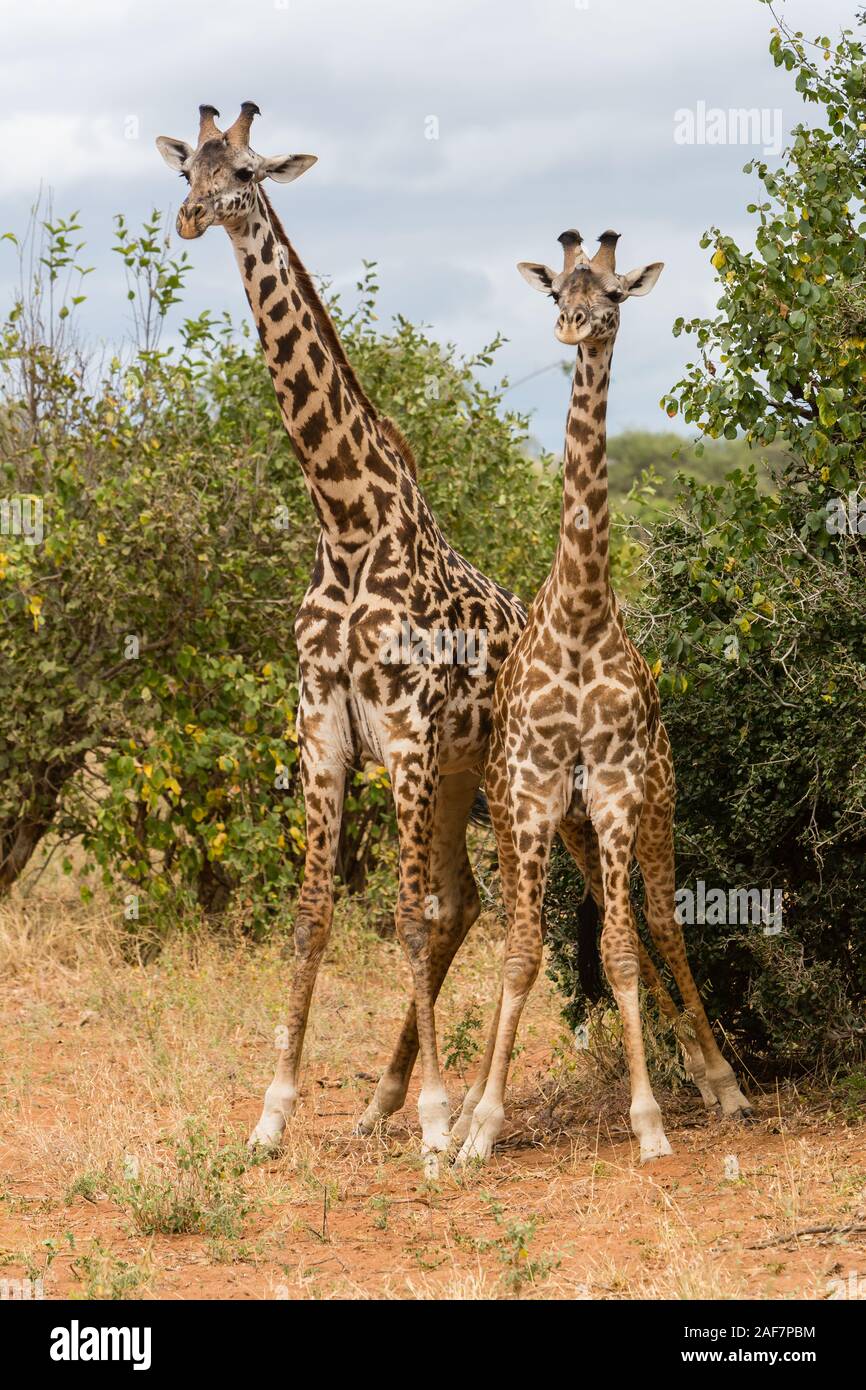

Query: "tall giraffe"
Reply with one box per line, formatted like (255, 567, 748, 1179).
(456, 229, 752, 1166)
(156, 104, 525, 1169)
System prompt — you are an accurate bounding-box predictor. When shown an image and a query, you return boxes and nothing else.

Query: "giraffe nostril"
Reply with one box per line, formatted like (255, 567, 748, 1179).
(189, 203, 205, 218)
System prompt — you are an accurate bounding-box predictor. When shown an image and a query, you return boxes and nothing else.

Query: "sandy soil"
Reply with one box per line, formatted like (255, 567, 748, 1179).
(1, 898, 864, 1300)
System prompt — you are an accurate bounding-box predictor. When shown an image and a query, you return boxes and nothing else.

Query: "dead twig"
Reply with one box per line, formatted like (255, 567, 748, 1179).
(750, 1222, 866, 1250)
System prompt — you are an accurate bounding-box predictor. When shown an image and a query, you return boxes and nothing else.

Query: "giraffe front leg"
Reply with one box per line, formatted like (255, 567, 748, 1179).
(594, 795, 672, 1164)
(248, 746, 346, 1153)
(450, 988, 501, 1146)
(455, 800, 552, 1166)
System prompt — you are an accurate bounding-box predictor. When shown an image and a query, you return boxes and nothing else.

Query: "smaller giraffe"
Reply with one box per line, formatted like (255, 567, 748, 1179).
(456, 228, 752, 1165)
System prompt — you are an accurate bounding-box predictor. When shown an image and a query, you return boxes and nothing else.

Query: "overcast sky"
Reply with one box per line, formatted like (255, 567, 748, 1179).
(0, 0, 857, 449)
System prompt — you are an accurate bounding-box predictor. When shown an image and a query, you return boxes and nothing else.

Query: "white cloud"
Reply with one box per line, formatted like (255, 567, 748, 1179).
(0, 113, 153, 192)
(0, 0, 855, 444)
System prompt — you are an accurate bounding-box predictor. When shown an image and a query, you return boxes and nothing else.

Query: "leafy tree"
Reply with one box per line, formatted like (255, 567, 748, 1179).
(663, 3, 866, 501)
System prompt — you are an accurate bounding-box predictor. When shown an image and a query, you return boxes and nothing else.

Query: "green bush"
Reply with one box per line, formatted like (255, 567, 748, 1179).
(546, 13, 866, 1073)
(0, 211, 559, 929)
(546, 476, 866, 1072)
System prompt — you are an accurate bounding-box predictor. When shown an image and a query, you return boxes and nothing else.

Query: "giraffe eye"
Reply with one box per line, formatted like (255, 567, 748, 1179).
(236, 168, 254, 183)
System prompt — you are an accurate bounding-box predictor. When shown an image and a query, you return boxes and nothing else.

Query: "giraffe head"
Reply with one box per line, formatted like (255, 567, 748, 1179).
(156, 104, 317, 240)
(518, 230, 663, 346)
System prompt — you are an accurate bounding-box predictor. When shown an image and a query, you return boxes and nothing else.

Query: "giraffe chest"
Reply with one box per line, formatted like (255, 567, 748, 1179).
(295, 539, 523, 773)
(497, 616, 651, 768)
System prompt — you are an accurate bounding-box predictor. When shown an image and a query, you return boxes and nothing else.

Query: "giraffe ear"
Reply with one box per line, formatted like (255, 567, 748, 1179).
(517, 262, 557, 294)
(255, 154, 318, 184)
(155, 136, 194, 172)
(618, 262, 664, 298)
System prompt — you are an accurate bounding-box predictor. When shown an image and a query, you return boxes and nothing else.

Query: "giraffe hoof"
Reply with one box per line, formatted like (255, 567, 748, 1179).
(718, 1091, 754, 1120)
(449, 1116, 472, 1147)
(453, 1133, 493, 1167)
(696, 1084, 721, 1111)
(639, 1133, 674, 1163)
(422, 1151, 442, 1181)
(707, 1094, 754, 1125)
(247, 1113, 286, 1153)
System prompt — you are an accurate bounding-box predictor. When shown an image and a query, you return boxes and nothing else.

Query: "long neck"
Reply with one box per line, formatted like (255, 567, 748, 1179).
(227, 190, 410, 551)
(550, 339, 615, 629)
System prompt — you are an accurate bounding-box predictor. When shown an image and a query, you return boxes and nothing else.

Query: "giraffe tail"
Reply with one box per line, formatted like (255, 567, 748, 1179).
(469, 788, 491, 827)
(577, 893, 604, 1003)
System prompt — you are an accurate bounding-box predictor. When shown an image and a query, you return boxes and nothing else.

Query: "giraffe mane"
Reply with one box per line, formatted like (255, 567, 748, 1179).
(257, 189, 418, 479)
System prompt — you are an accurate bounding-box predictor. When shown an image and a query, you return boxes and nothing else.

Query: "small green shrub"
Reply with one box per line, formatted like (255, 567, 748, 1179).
(115, 1125, 251, 1239)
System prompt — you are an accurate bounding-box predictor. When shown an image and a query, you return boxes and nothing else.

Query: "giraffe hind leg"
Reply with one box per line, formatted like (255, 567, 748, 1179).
(355, 770, 481, 1136)
(559, 817, 719, 1110)
(635, 763, 753, 1119)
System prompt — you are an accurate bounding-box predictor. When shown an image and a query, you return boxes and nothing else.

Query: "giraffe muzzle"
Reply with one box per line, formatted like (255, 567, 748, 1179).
(555, 310, 590, 346)
(176, 201, 214, 240)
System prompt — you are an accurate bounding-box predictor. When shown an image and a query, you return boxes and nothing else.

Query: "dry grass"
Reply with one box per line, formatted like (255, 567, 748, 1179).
(0, 877, 864, 1301)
